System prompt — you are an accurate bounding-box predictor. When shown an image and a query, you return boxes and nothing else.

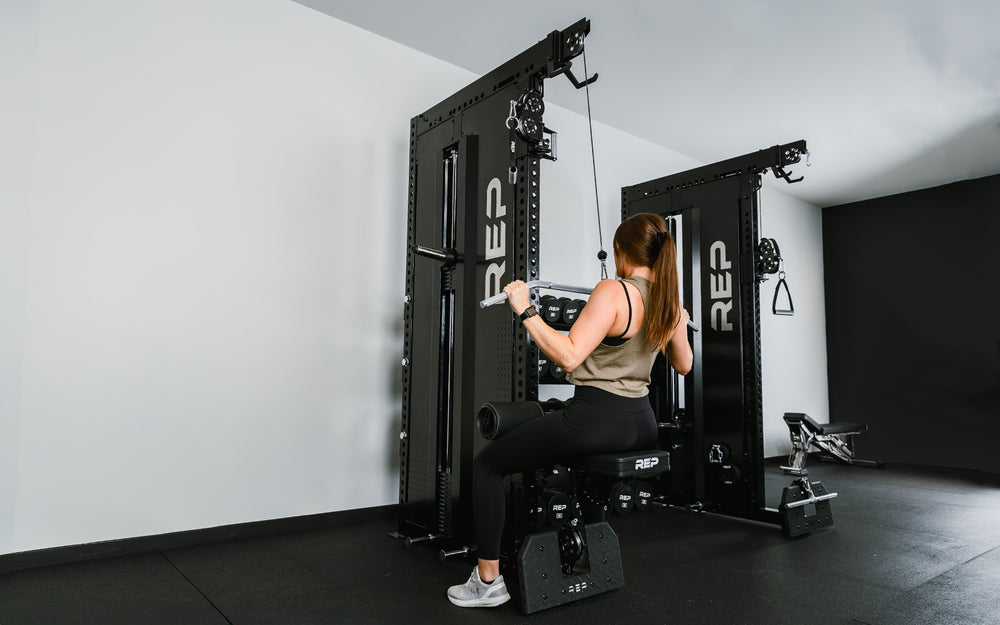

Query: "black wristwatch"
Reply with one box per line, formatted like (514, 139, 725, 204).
(518, 306, 539, 323)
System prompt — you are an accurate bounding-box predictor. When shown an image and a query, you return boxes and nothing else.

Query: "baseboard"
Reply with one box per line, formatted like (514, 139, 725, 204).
(0, 503, 397, 576)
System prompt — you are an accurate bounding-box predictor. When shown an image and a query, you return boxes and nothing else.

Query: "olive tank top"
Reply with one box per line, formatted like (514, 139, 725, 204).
(565, 276, 658, 398)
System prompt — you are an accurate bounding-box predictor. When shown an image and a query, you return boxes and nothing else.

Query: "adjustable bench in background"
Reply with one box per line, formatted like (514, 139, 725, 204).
(781, 412, 885, 475)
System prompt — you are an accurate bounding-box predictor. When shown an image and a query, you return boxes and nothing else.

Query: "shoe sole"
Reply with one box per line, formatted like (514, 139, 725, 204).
(447, 592, 511, 608)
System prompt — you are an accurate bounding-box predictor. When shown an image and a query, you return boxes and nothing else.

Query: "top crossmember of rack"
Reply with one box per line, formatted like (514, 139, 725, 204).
(621, 141, 809, 202)
(414, 18, 597, 135)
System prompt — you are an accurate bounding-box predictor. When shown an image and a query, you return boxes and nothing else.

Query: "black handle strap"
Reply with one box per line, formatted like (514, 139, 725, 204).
(772, 272, 794, 316)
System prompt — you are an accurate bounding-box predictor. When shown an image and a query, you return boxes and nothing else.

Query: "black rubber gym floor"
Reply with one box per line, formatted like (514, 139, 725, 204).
(1, 462, 998, 625)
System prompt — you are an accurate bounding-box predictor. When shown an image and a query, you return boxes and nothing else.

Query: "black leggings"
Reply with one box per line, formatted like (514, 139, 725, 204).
(473, 385, 657, 561)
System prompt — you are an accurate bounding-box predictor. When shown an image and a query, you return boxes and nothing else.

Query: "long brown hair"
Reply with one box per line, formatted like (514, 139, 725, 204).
(613, 213, 680, 354)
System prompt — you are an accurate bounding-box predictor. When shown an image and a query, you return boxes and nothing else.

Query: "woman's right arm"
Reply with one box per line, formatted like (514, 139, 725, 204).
(514, 278, 623, 373)
(666, 308, 693, 375)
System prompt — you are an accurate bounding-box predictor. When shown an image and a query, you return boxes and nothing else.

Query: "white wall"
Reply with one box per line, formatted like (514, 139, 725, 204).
(0, 0, 39, 558)
(1, 0, 826, 555)
(1, 0, 476, 555)
(758, 187, 829, 457)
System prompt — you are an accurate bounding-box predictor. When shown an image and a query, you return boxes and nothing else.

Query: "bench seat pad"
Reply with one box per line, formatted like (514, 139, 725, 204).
(570, 450, 670, 478)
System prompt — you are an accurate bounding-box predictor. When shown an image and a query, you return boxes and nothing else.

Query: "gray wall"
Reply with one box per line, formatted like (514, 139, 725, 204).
(823, 174, 1000, 473)
(0, 0, 38, 562)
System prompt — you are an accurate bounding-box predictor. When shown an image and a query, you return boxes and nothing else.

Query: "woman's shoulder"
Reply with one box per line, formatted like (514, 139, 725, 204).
(590, 279, 627, 297)
(582, 279, 626, 309)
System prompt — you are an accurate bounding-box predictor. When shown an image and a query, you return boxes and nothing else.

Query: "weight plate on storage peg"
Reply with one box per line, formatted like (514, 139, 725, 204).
(540, 296, 562, 323)
(563, 299, 585, 324)
(720, 464, 742, 487)
(544, 490, 572, 526)
(631, 481, 653, 511)
(560, 298, 581, 324)
(550, 363, 566, 380)
(533, 495, 549, 530)
(610, 482, 635, 515)
(537, 356, 550, 379)
(555, 297, 571, 321)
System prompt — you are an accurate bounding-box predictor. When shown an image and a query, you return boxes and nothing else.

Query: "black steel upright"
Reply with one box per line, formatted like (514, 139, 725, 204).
(399, 20, 596, 549)
(622, 141, 808, 524)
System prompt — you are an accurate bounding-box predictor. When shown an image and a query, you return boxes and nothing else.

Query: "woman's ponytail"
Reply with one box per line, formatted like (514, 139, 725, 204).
(645, 227, 680, 354)
(613, 213, 680, 354)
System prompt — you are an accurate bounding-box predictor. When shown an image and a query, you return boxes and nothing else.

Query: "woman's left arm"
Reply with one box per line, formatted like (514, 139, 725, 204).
(503, 279, 620, 372)
(666, 308, 694, 375)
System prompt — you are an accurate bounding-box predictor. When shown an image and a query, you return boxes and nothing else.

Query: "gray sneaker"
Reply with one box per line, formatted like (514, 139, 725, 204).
(446, 567, 511, 608)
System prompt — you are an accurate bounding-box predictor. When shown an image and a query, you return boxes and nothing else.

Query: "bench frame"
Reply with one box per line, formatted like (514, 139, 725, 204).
(780, 412, 883, 475)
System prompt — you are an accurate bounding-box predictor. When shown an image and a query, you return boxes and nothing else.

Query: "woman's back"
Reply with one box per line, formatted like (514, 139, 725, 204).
(566, 276, 658, 398)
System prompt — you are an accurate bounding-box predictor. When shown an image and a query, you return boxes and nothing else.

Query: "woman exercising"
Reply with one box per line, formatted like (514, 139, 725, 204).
(447, 212, 694, 608)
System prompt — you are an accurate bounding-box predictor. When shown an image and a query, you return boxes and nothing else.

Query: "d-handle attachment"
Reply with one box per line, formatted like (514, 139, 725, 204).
(772, 272, 794, 316)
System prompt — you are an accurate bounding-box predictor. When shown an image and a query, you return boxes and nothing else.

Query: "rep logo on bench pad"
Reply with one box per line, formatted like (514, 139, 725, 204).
(635, 457, 659, 470)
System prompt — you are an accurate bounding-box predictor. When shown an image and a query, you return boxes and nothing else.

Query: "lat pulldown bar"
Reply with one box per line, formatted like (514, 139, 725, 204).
(479, 280, 593, 308)
(481, 281, 700, 332)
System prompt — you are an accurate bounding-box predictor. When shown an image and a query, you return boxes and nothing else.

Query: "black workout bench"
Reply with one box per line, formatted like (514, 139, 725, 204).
(517, 448, 671, 614)
(780, 412, 884, 475)
(475, 402, 673, 612)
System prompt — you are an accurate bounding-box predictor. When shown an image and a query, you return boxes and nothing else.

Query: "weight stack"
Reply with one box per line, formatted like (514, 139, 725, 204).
(516, 522, 624, 614)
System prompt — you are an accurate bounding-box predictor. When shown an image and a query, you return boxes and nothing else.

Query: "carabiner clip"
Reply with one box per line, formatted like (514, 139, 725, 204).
(505, 100, 519, 130)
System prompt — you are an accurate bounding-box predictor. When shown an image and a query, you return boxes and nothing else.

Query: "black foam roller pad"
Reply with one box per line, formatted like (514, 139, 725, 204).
(477, 401, 544, 440)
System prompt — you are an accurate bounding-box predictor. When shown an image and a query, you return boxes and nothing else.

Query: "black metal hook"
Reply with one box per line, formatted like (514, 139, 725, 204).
(563, 66, 598, 89)
(547, 60, 598, 89)
(771, 165, 804, 184)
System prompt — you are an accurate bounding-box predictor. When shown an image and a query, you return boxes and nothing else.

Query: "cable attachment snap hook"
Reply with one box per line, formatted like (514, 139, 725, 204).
(597, 249, 608, 279)
(505, 100, 519, 131)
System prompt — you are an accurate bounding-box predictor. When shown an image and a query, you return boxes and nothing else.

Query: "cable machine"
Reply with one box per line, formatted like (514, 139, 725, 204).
(622, 142, 828, 531)
(396, 19, 836, 611)
(397, 18, 597, 552)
